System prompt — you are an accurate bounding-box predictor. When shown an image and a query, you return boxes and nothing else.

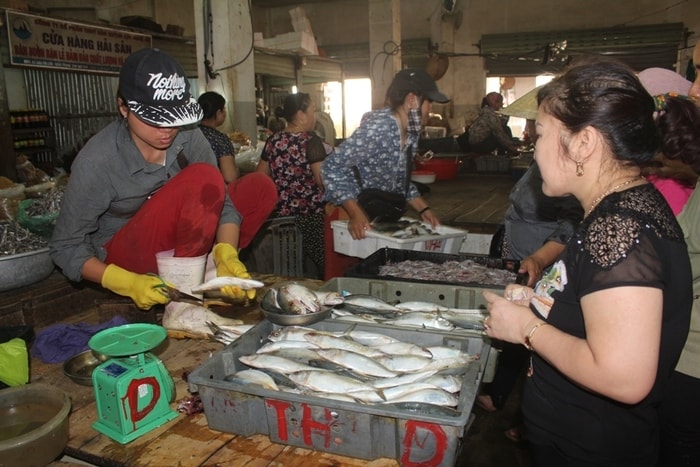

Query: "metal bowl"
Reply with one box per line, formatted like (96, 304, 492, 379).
(0, 248, 54, 292)
(260, 288, 331, 326)
(261, 306, 332, 326)
(62, 349, 109, 386)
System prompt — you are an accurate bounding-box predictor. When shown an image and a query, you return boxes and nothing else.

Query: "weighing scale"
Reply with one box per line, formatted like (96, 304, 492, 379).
(88, 323, 178, 444)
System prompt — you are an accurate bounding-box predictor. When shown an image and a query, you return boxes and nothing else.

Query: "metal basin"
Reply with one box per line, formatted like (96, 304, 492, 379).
(0, 383, 71, 466)
(0, 248, 54, 292)
(63, 350, 109, 386)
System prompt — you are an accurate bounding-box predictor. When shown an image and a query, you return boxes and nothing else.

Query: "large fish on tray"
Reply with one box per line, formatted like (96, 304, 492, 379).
(277, 283, 322, 314)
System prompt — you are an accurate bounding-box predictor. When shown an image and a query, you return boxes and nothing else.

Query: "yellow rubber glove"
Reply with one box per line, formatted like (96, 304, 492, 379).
(101, 264, 170, 310)
(212, 243, 256, 300)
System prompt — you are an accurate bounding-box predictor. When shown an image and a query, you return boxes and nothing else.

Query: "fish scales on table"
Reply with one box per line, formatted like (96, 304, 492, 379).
(377, 259, 517, 287)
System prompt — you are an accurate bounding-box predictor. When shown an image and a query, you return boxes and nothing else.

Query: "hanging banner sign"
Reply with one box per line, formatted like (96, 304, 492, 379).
(5, 10, 152, 74)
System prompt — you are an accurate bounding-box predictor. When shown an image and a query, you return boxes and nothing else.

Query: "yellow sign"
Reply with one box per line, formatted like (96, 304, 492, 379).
(6, 10, 152, 74)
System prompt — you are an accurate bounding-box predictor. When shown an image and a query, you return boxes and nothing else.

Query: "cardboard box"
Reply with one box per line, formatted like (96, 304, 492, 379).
(188, 318, 490, 465)
(331, 219, 467, 259)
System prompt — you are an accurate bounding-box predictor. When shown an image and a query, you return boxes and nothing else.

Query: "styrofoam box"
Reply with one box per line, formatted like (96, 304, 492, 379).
(188, 318, 490, 465)
(331, 219, 468, 259)
(262, 31, 318, 56)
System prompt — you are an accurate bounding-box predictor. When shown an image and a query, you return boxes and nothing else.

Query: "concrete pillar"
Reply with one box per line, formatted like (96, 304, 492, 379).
(194, 0, 257, 139)
(368, 0, 401, 110)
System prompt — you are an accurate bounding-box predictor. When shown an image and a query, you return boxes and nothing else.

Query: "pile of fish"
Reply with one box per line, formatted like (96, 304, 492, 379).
(330, 293, 487, 332)
(230, 325, 478, 407)
(371, 219, 437, 239)
(0, 220, 47, 255)
(256, 282, 487, 332)
(378, 259, 517, 287)
(261, 282, 344, 315)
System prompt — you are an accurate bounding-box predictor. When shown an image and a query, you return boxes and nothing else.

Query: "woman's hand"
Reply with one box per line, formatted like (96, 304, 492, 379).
(420, 208, 440, 229)
(483, 289, 539, 345)
(347, 213, 371, 239)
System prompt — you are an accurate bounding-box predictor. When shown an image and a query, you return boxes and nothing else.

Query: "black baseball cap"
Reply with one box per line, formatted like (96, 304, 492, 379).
(118, 48, 203, 127)
(391, 68, 450, 103)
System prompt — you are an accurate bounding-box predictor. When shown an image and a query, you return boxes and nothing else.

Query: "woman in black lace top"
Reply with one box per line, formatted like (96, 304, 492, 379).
(482, 58, 692, 467)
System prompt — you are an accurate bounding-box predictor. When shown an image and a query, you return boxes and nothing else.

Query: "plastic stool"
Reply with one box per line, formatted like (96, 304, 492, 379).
(267, 217, 304, 277)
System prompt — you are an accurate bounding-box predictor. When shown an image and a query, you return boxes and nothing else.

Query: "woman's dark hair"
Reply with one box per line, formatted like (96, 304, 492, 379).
(654, 96, 700, 175)
(385, 84, 423, 111)
(275, 93, 312, 122)
(537, 57, 661, 165)
(198, 91, 226, 120)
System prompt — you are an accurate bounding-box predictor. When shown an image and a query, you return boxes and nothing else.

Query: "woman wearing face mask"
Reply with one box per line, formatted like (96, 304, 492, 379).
(322, 68, 449, 240)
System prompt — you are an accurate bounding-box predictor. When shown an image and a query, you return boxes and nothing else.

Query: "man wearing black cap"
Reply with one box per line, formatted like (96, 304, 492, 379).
(51, 48, 256, 309)
(322, 68, 449, 241)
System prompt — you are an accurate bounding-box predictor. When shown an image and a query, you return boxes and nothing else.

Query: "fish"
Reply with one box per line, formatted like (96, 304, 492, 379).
(422, 353, 479, 373)
(382, 382, 443, 401)
(380, 387, 459, 407)
(223, 369, 279, 390)
(375, 354, 433, 373)
(343, 330, 400, 347)
(277, 283, 321, 315)
(260, 288, 281, 311)
(239, 354, 323, 374)
(263, 348, 324, 365)
(390, 223, 435, 239)
(314, 348, 398, 378)
(369, 369, 439, 389)
(303, 332, 387, 358)
(206, 321, 255, 345)
(162, 303, 244, 338)
(382, 311, 455, 331)
(439, 310, 487, 331)
(332, 313, 385, 324)
(340, 295, 401, 316)
(314, 290, 345, 306)
(370, 219, 415, 233)
(425, 345, 473, 360)
(191, 276, 264, 293)
(375, 341, 434, 358)
(424, 374, 463, 393)
(267, 325, 334, 342)
(395, 301, 449, 313)
(257, 340, 319, 353)
(287, 370, 385, 399)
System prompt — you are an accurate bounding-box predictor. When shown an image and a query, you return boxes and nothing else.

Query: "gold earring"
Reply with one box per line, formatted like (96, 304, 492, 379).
(576, 160, 584, 176)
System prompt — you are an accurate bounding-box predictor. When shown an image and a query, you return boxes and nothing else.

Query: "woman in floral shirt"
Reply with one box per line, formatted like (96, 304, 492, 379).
(322, 68, 449, 240)
(257, 93, 327, 277)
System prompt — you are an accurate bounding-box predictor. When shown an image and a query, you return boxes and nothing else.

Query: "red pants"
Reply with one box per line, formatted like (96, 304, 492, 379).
(105, 164, 277, 274)
(228, 171, 278, 249)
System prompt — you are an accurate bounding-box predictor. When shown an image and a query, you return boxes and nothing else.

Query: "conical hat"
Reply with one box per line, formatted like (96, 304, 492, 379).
(499, 85, 543, 121)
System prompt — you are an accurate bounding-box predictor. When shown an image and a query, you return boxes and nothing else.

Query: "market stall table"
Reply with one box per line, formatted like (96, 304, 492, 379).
(31, 279, 401, 467)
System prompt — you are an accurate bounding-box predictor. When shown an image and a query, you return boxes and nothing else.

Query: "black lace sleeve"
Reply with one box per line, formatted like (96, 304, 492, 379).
(572, 184, 684, 297)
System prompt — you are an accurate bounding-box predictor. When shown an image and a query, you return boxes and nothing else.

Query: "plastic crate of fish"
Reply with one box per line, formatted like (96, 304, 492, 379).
(343, 247, 519, 289)
(187, 319, 490, 465)
(331, 219, 468, 259)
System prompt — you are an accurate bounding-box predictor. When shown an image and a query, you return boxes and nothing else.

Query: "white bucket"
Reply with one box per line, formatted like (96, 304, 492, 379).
(155, 249, 207, 296)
